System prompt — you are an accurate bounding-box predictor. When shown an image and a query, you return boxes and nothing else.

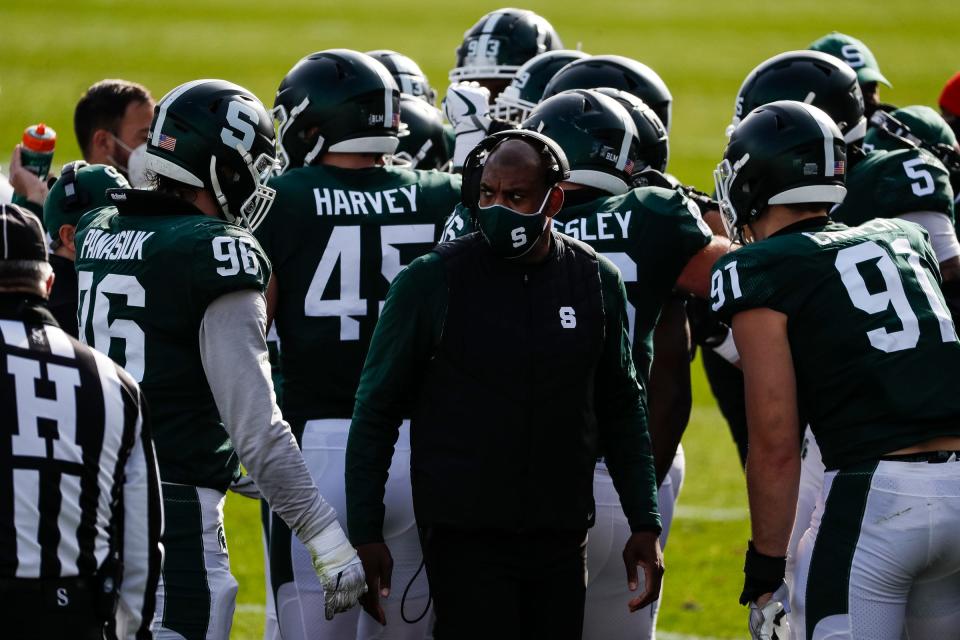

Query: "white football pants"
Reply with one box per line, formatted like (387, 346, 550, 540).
(581, 445, 685, 640)
(791, 457, 960, 639)
(275, 419, 430, 640)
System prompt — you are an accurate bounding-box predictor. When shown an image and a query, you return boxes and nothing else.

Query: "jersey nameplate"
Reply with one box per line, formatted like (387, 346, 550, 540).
(803, 218, 902, 246)
(554, 210, 632, 241)
(313, 185, 419, 216)
(79, 229, 155, 261)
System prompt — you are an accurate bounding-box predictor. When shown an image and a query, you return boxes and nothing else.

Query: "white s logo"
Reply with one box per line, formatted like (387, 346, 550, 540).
(221, 100, 259, 151)
(511, 227, 527, 248)
(57, 587, 69, 606)
(560, 306, 577, 328)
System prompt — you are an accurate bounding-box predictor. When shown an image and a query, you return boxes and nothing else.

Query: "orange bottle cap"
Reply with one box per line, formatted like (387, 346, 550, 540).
(22, 123, 56, 152)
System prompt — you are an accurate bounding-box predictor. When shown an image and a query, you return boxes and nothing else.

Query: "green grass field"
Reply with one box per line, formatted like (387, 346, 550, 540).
(2, 0, 957, 637)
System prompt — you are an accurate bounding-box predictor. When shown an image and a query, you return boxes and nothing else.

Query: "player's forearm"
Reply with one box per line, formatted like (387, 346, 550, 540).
(746, 444, 799, 557)
(200, 289, 337, 542)
(648, 298, 692, 486)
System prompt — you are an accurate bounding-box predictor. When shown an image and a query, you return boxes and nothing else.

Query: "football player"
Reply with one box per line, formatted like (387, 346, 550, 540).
(74, 79, 366, 639)
(442, 89, 727, 640)
(713, 98, 960, 640)
(809, 32, 893, 120)
(366, 50, 453, 171)
(864, 105, 960, 210)
(727, 51, 960, 615)
(448, 7, 562, 100)
(42, 162, 129, 337)
(491, 49, 590, 124)
(258, 50, 461, 640)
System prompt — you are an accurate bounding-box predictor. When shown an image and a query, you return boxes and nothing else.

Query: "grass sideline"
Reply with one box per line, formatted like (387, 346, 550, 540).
(2, 0, 957, 637)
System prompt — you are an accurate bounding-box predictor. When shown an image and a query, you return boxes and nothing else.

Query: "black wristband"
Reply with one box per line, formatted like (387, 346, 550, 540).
(739, 541, 786, 605)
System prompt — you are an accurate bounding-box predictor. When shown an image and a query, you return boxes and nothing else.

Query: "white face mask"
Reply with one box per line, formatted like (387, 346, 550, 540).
(125, 143, 150, 188)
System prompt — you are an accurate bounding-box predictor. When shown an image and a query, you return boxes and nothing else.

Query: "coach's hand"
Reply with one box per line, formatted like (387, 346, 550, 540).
(304, 524, 368, 620)
(623, 531, 664, 612)
(357, 542, 394, 625)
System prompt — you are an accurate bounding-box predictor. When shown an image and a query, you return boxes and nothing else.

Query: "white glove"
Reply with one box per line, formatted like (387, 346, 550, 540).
(748, 582, 791, 640)
(442, 82, 492, 132)
(304, 523, 367, 620)
(443, 82, 493, 169)
(228, 473, 261, 499)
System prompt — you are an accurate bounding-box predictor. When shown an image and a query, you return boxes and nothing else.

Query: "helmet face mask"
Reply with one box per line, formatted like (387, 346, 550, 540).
(713, 156, 746, 242)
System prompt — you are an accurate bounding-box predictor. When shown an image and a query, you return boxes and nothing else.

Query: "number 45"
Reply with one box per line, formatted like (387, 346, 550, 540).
(305, 224, 435, 340)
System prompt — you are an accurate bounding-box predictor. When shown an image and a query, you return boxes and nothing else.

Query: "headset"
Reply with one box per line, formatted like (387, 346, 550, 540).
(57, 160, 91, 211)
(460, 129, 570, 210)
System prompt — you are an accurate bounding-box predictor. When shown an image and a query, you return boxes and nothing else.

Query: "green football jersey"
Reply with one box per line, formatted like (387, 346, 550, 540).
(75, 189, 270, 491)
(256, 164, 461, 424)
(834, 147, 955, 226)
(442, 186, 713, 375)
(711, 217, 960, 470)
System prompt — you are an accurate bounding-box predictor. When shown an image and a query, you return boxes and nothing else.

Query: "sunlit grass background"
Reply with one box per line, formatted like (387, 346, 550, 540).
(2, 1, 956, 637)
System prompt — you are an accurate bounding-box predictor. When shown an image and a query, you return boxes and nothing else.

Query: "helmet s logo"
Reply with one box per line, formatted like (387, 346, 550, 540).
(511, 226, 527, 248)
(840, 44, 865, 68)
(221, 100, 259, 152)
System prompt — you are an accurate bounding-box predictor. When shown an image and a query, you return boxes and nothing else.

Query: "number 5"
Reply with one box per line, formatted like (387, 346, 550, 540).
(903, 158, 935, 197)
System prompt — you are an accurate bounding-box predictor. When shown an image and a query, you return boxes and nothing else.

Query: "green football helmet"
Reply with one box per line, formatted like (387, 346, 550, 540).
(593, 88, 669, 173)
(541, 55, 673, 132)
(43, 161, 129, 236)
(809, 32, 891, 89)
(273, 49, 401, 173)
(366, 49, 437, 105)
(730, 51, 866, 144)
(716, 100, 847, 243)
(146, 79, 278, 230)
(393, 95, 453, 170)
(449, 8, 563, 83)
(521, 89, 641, 195)
(492, 49, 590, 124)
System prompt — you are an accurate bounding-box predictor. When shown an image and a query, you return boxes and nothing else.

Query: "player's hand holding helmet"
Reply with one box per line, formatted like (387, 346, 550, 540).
(304, 524, 367, 619)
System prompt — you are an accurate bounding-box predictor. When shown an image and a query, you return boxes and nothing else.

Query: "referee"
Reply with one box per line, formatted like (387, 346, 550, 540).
(0, 203, 163, 639)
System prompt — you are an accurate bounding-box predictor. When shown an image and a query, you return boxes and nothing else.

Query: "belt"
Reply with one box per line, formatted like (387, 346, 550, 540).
(880, 450, 960, 463)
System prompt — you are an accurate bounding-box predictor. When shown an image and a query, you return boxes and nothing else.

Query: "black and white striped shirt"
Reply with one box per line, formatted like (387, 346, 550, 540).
(0, 294, 162, 638)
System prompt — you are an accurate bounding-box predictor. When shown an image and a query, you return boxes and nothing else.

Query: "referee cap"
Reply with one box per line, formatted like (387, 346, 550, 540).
(0, 203, 48, 261)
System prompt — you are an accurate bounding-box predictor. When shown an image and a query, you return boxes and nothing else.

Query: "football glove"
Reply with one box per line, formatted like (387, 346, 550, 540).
(748, 582, 790, 640)
(304, 523, 367, 620)
(443, 82, 493, 169)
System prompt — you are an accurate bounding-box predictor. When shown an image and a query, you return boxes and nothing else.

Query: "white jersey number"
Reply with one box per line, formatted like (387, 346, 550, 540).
(78, 271, 147, 380)
(304, 224, 435, 341)
(902, 158, 935, 197)
(835, 239, 956, 353)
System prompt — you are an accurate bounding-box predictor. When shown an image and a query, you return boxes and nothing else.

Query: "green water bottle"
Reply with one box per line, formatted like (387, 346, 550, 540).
(13, 123, 56, 206)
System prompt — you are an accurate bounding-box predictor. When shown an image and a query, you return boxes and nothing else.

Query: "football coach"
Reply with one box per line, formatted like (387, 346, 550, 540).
(0, 204, 162, 639)
(345, 130, 664, 639)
